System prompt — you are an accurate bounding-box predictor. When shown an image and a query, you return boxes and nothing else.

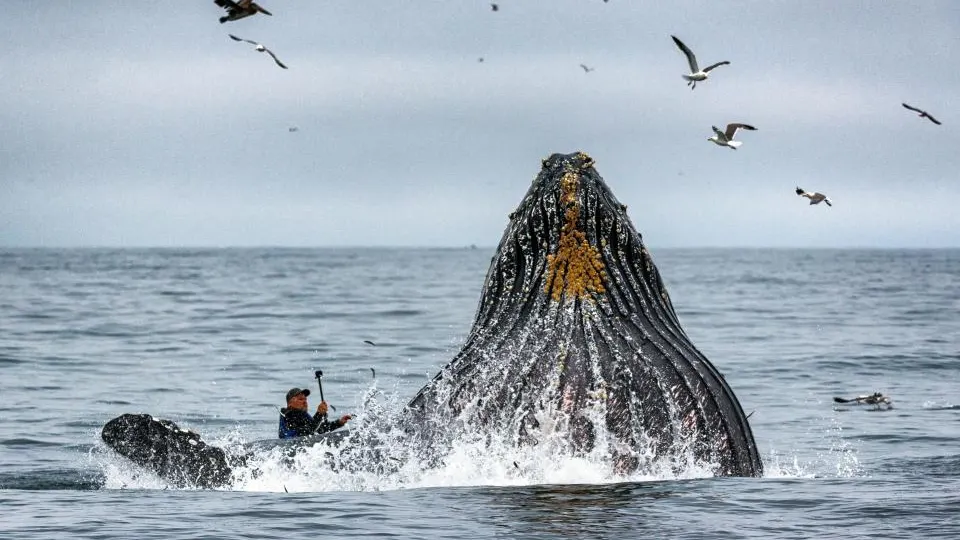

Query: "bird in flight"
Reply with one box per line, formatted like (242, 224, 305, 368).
(902, 103, 941, 125)
(491, 3, 499, 11)
(707, 123, 756, 150)
(228, 34, 287, 69)
(795, 187, 832, 207)
(579, 64, 595, 73)
(214, 0, 272, 24)
(671, 35, 730, 89)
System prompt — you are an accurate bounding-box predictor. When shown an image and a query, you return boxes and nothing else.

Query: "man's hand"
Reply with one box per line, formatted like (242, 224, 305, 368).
(316, 401, 329, 416)
(339, 414, 352, 424)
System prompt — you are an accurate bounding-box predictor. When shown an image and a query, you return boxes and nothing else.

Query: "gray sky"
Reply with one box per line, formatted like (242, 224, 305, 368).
(2, 1, 958, 248)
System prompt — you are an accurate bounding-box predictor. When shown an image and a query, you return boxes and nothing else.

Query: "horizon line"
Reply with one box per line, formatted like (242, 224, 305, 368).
(2, 245, 960, 251)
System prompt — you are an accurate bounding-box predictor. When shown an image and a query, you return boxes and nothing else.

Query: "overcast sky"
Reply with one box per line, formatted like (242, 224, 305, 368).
(1, 1, 958, 248)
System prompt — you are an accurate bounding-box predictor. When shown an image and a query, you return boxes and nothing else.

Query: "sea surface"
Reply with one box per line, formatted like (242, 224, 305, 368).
(1, 247, 958, 539)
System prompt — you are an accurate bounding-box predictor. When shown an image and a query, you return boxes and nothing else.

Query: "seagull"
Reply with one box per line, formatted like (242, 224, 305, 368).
(214, 0, 272, 24)
(579, 64, 595, 74)
(795, 186, 832, 207)
(902, 103, 942, 125)
(288, 126, 299, 132)
(708, 123, 756, 150)
(671, 35, 730, 90)
(228, 34, 287, 69)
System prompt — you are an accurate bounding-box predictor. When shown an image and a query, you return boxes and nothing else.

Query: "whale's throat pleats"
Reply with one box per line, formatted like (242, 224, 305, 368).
(409, 152, 763, 477)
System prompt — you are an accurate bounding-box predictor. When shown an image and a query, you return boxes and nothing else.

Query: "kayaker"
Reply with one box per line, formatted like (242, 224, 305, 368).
(278, 387, 351, 439)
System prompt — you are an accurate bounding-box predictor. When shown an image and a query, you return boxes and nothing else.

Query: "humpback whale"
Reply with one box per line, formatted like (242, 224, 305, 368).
(407, 151, 762, 477)
(100, 151, 762, 486)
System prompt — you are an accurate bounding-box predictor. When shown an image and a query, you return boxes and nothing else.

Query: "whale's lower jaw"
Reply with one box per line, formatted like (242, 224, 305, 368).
(101, 413, 235, 488)
(408, 152, 762, 477)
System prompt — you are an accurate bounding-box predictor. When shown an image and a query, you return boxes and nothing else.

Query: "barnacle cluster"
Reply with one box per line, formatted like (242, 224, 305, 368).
(544, 169, 607, 303)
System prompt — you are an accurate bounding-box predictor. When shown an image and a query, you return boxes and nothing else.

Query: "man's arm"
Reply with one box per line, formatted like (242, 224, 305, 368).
(312, 411, 352, 434)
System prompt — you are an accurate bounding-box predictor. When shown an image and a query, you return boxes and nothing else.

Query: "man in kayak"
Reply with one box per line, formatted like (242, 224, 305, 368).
(279, 387, 352, 439)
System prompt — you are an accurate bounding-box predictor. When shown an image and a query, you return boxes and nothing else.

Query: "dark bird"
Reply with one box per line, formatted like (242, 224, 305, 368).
(370, 367, 376, 379)
(579, 64, 595, 74)
(288, 126, 299, 132)
(491, 3, 499, 11)
(228, 34, 288, 69)
(795, 186, 832, 207)
(708, 123, 756, 149)
(671, 35, 730, 89)
(477, 57, 485, 63)
(214, 0, 272, 24)
(902, 103, 942, 125)
(363, 340, 376, 346)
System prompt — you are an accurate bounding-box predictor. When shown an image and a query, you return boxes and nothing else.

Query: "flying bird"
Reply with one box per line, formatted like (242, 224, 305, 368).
(902, 103, 941, 125)
(491, 3, 499, 11)
(228, 34, 287, 69)
(214, 0, 272, 24)
(671, 35, 730, 89)
(579, 64, 595, 73)
(795, 186, 832, 207)
(708, 123, 756, 150)
(288, 126, 299, 132)
(363, 340, 376, 346)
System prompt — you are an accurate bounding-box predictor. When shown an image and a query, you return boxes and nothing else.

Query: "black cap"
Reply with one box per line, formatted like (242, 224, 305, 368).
(285, 387, 311, 402)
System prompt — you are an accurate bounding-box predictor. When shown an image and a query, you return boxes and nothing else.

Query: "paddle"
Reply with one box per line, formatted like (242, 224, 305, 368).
(314, 369, 336, 412)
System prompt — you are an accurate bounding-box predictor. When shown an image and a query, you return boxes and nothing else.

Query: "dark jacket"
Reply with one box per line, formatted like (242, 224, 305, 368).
(278, 407, 347, 439)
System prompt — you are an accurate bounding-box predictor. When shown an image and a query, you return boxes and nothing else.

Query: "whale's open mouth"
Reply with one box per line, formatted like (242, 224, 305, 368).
(408, 151, 762, 477)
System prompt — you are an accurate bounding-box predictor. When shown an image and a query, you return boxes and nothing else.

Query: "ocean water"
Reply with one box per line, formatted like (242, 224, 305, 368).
(1, 247, 958, 539)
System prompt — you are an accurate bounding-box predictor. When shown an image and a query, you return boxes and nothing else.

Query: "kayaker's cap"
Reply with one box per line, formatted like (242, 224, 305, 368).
(286, 387, 311, 402)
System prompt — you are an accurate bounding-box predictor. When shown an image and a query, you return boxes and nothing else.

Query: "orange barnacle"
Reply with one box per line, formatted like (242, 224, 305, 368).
(544, 170, 607, 303)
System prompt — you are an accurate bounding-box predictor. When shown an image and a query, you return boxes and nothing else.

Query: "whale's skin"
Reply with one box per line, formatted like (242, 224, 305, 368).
(101, 413, 235, 488)
(407, 152, 763, 477)
(100, 413, 355, 488)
